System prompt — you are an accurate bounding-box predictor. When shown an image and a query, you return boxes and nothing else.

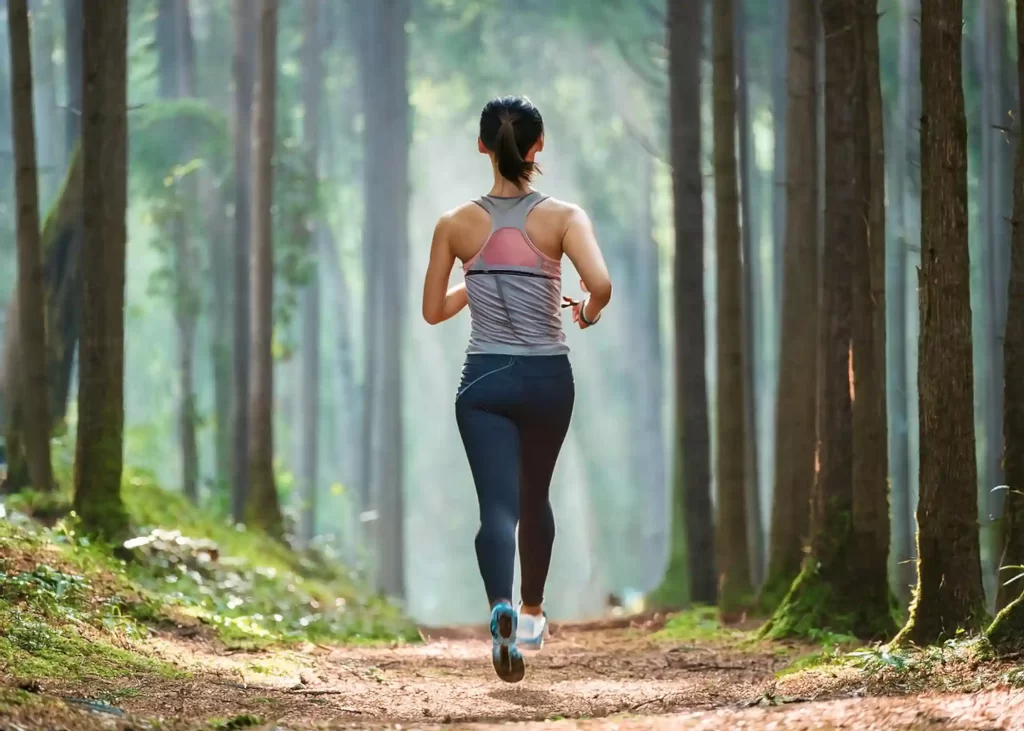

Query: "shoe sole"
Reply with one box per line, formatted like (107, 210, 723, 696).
(492, 610, 525, 683)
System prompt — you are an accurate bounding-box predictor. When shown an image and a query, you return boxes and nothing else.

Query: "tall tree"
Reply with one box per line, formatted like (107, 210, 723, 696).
(358, 0, 409, 597)
(735, 0, 763, 587)
(851, 0, 892, 631)
(893, 0, 986, 646)
(996, 0, 1024, 615)
(247, 0, 284, 537)
(763, 0, 891, 640)
(156, 0, 200, 503)
(888, 0, 919, 605)
(762, 0, 819, 610)
(298, 0, 323, 547)
(8, 0, 54, 493)
(662, 0, 715, 606)
(231, 0, 255, 523)
(713, 0, 751, 614)
(28, 0, 57, 207)
(977, 0, 1014, 599)
(73, 0, 129, 541)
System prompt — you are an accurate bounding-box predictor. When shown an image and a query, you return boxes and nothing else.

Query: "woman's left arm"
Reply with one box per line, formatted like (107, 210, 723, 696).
(422, 215, 469, 325)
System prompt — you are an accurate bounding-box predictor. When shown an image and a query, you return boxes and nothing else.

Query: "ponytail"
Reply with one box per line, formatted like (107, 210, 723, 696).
(495, 116, 537, 186)
(479, 96, 544, 187)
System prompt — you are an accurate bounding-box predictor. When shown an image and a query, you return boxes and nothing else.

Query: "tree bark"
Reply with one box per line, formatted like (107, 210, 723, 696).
(851, 1, 892, 632)
(298, 0, 323, 547)
(666, 0, 715, 606)
(73, 0, 129, 542)
(996, 0, 1024, 614)
(893, 0, 987, 646)
(713, 0, 752, 615)
(735, 0, 764, 588)
(231, 0, 255, 523)
(0, 144, 83, 490)
(762, 0, 891, 641)
(762, 0, 818, 611)
(246, 0, 284, 538)
(8, 0, 54, 493)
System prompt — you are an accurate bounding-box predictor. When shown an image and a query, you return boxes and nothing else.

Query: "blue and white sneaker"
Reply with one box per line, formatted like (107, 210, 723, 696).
(489, 602, 525, 683)
(516, 604, 548, 651)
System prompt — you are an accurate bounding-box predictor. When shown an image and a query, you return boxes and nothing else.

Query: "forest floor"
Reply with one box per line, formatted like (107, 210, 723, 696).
(2, 475, 1024, 729)
(2, 610, 1024, 730)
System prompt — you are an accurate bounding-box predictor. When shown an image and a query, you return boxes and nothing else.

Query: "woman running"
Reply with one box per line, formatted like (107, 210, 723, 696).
(421, 96, 612, 683)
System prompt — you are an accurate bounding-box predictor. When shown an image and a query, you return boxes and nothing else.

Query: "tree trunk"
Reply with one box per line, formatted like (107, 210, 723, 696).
(713, 0, 752, 615)
(632, 150, 666, 587)
(29, 0, 57, 208)
(978, 0, 1014, 606)
(762, 0, 818, 612)
(735, 0, 764, 588)
(246, 0, 284, 538)
(851, 1, 892, 632)
(763, 0, 891, 641)
(320, 225, 358, 491)
(996, 0, 1024, 614)
(157, 0, 200, 503)
(772, 0, 789, 313)
(73, 0, 129, 542)
(8, 0, 54, 493)
(231, 0, 255, 524)
(63, 0, 82, 158)
(888, 0, 915, 606)
(205, 173, 232, 496)
(893, 0, 987, 646)
(359, 0, 409, 598)
(298, 0, 323, 547)
(1, 145, 83, 491)
(666, 0, 715, 606)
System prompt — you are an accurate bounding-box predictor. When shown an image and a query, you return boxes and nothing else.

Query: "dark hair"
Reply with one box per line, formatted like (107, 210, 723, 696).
(479, 96, 544, 186)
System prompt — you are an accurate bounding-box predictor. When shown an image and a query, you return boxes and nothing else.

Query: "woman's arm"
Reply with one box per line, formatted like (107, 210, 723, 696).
(422, 215, 469, 325)
(562, 206, 612, 325)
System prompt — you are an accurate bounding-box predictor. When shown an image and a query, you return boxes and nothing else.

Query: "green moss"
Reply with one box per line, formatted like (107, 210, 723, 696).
(758, 563, 899, 641)
(0, 609, 176, 682)
(654, 606, 745, 644)
(986, 590, 1024, 654)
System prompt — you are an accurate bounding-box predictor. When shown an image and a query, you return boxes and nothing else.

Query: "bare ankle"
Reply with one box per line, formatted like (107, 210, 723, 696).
(521, 603, 544, 617)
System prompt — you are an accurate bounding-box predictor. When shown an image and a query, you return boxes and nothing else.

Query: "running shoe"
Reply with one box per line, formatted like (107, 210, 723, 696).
(489, 601, 525, 683)
(516, 604, 548, 651)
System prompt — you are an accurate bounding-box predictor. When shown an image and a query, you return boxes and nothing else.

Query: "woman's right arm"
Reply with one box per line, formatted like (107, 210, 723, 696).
(562, 206, 612, 325)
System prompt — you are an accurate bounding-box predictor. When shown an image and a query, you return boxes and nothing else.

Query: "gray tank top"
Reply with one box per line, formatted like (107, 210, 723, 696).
(464, 192, 569, 356)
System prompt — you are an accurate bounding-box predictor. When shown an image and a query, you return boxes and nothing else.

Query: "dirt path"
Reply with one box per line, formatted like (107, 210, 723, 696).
(8, 617, 1024, 729)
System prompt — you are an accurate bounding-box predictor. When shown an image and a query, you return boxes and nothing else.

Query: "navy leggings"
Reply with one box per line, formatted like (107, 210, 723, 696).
(455, 354, 575, 607)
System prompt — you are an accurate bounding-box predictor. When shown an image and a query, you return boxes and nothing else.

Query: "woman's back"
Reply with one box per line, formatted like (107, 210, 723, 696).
(446, 192, 579, 356)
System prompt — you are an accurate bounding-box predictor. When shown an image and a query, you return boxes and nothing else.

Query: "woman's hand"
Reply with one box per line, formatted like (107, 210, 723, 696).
(562, 281, 600, 329)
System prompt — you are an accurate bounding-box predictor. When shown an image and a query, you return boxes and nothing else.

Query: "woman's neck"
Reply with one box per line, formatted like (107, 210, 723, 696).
(488, 173, 533, 198)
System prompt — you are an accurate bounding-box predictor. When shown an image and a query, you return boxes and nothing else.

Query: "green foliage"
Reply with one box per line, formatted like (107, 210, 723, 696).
(0, 524, 176, 682)
(1, 464, 416, 652)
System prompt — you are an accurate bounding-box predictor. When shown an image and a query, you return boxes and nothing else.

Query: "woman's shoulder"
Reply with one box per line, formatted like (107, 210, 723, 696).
(533, 196, 592, 233)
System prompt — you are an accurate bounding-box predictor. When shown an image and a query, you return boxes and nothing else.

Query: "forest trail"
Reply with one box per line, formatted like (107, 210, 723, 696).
(9, 614, 1024, 730)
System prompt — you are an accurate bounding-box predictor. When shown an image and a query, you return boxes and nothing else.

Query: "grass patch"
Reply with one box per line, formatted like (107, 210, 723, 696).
(0, 456, 416, 686)
(3, 464, 417, 651)
(654, 606, 746, 644)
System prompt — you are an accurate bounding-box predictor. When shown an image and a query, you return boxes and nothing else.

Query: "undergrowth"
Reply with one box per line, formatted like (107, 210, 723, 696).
(655, 606, 746, 644)
(0, 456, 417, 682)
